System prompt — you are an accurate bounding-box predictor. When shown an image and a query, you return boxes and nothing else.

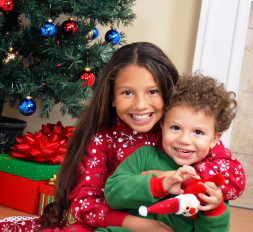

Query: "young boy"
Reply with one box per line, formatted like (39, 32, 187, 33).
(104, 73, 245, 232)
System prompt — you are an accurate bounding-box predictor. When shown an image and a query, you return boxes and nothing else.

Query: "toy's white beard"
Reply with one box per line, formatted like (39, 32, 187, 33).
(176, 194, 200, 217)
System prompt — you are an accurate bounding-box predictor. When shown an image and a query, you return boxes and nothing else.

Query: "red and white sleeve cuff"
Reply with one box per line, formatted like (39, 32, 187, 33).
(150, 176, 169, 198)
(204, 198, 226, 217)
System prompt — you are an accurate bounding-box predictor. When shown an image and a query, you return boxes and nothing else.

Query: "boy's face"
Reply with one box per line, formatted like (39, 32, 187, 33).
(160, 105, 222, 166)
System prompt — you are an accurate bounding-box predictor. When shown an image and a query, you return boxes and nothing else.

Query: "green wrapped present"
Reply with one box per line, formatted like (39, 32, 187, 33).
(0, 154, 60, 181)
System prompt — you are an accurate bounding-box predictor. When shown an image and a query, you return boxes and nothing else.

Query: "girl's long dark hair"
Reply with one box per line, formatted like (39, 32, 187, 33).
(41, 42, 178, 229)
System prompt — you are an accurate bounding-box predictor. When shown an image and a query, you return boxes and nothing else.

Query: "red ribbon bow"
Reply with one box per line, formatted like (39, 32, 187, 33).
(9, 121, 74, 165)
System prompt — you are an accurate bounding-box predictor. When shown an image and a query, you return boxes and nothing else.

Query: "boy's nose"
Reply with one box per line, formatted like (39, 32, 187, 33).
(178, 132, 191, 144)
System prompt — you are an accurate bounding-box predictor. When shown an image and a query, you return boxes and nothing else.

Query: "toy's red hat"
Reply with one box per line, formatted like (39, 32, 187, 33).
(139, 195, 189, 216)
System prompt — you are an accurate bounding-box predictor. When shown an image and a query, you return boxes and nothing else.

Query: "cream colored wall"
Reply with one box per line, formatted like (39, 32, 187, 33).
(2, 0, 202, 133)
(229, 3, 253, 210)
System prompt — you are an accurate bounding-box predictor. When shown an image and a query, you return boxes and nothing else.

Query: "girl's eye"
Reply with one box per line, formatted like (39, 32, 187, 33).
(149, 90, 159, 94)
(194, 130, 203, 135)
(171, 126, 180, 131)
(123, 91, 132, 95)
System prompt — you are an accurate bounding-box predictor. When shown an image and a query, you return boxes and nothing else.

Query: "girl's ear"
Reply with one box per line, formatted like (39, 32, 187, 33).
(112, 99, 116, 107)
(159, 120, 163, 132)
(210, 132, 222, 149)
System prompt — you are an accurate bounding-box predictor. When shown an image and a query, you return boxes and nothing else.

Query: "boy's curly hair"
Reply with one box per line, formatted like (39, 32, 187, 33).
(166, 72, 237, 133)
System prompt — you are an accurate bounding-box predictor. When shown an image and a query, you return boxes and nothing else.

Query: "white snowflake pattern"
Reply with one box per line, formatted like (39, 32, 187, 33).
(87, 157, 100, 168)
(99, 210, 105, 220)
(209, 168, 218, 176)
(0, 216, 40, 232)
(117, 148, 124, 160)
(92, 134, 103, 145)
(30, 219, 41, 231)
(235, 168, 244, 184)
(86, 212, 96, 224)
(8, 220, 25, 232)
(118, 130, 143, 148)
(1, 224, 9, 232)
(197, 163, 206, 172)
(78, 199, 89, 209)
(226, 188, 236, 199)
(105, 133, 116, 148)
(225, 148, 231, 156)
(74, 206, 80, 221)
(218, 159, 230, 172)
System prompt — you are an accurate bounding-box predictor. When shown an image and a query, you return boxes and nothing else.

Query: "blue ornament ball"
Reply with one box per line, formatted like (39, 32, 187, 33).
(19, 97, 36, 116)
(39, 19, 56, 38)
(88, 27, 99, 40)
(105, 27, 121, 45)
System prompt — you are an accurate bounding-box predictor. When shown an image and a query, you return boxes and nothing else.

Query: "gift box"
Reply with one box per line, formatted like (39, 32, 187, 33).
(0, 154, 60, 214)
(38, 184, 75, 221)
(0, 153, 60, 181)
(0, 171, 48, 214)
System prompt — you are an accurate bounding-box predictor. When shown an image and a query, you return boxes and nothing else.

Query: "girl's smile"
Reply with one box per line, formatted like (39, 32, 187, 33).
(112, 65, 164, 133)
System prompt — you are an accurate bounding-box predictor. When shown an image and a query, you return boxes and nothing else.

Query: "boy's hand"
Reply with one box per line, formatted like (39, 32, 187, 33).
(163, 165, 200, 195)
(197, 181, 223, 211)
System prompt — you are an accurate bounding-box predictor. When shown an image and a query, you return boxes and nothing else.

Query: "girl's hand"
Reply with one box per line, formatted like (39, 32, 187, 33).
(163, 165, 200, 195)
(122, 215, 174, 232)
(141, 170, 176, 178)
(197, 181, 223, 211)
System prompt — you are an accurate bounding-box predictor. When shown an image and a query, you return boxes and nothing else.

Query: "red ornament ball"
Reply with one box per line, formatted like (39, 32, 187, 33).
(0, 0, 14, 12)
(61, 18, 77, 36)
(80, 68, 95, 87)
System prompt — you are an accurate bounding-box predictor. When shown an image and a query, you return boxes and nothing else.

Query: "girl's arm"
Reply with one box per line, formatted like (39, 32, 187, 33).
(68, 130, 129, 228)
(194, 140, 245, 200)
(122, 215, 174, 232)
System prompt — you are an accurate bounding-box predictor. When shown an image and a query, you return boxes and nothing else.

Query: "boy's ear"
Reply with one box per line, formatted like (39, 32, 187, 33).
(210, 132, 222, 149)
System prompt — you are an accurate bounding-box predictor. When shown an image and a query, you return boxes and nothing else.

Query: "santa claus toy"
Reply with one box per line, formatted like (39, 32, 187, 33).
(139, 173, 225, 219)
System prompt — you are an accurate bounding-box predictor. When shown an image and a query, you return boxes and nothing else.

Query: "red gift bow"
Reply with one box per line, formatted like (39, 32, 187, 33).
(9, 121, 74, 165)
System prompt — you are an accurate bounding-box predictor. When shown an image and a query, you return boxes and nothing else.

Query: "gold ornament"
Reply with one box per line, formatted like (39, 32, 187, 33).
(48, 174, 57, 186)
(3, 47, 17, 63)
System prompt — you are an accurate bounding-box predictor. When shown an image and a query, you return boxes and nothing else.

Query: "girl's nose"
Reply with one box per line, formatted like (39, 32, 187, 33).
(133, 95, 148, 110)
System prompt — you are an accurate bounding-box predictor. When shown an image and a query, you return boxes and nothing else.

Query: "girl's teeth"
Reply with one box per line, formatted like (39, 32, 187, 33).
(176, 148, 193, 154)
(132, 114, 151, 121)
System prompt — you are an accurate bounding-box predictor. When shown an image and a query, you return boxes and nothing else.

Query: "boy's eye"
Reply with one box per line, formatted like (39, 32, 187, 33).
(194, 130, 203, 135)
(171, 126, 180, 130)
(149, 90, 159, 94)
(123, 91, 132, 95)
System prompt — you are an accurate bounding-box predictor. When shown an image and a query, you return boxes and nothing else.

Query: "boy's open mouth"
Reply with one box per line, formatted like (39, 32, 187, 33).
(175, 148, 193, 154)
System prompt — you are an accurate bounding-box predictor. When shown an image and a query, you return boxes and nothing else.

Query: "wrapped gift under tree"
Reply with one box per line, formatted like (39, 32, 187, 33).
(0, 122, 74, 215)
(0, 154, 60, 214)
(38, 183, 75, 221)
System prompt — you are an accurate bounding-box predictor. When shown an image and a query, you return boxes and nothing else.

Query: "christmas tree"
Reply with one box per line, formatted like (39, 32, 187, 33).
(0, 0, 136, 119)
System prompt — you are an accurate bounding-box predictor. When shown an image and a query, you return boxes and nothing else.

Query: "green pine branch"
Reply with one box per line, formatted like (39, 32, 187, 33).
(0, 0, 136, 119)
